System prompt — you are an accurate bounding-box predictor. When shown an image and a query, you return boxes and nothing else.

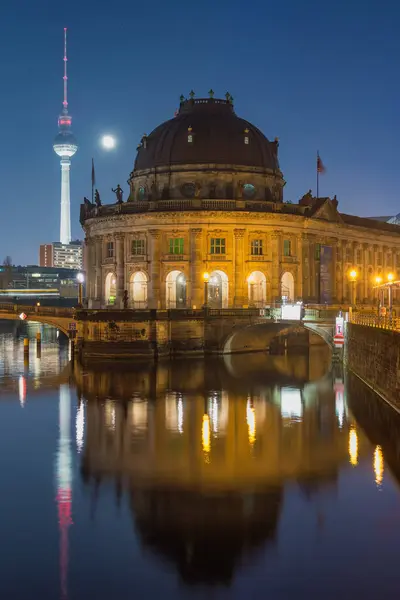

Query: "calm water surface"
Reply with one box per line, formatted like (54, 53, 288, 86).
(1, 321, 400, 599)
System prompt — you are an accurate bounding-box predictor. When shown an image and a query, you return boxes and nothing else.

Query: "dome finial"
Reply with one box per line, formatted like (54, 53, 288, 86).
(179, 94, 185, 104)
(208, 89, 214, 99)
(225, 92, 234, 105)
(189, 90, 195, 100)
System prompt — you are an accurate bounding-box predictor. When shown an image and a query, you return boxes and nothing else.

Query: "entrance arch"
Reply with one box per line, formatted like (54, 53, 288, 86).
(247, 271, 267, 307)
(166, 270, 187, 308)
(130, 271, 148, 308)
(281, 272, 294, 302)
(105, 272, 117, 305)
(208, 270, 229, 308)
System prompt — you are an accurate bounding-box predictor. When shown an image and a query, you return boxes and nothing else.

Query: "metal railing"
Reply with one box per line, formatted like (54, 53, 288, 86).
(351, 312, 400, 331)
(0, 303, 75, 319)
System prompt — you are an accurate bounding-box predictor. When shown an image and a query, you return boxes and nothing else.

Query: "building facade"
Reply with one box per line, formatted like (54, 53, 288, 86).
(81, 95, 400, 309)
(39, 241, 83, 270)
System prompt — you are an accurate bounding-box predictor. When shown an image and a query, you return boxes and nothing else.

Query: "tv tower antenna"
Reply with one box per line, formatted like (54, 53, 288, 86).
(63, 27, 68, 113)
(53, 27, 78, 245)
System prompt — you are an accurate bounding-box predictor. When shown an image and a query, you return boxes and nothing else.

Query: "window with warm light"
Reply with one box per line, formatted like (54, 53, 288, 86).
(251, 239, 263, 256)
(106, 241, 114, 258)
(169, 238, 184, 255)
(283, 239, 291, 257)
(132, 239, 145, 255)
(210, 238, 226, 255)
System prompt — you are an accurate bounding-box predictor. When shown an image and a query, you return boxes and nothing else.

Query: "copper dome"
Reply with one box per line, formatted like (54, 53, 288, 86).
(134, 97, 279, 172)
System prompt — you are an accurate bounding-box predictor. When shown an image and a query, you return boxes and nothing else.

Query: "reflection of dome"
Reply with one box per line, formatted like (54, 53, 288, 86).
(130, 486, 282, 586)
(134, 98, 279, 172)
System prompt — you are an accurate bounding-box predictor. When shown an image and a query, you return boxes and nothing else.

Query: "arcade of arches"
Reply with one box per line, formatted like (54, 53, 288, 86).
(89, 230, 400, 309)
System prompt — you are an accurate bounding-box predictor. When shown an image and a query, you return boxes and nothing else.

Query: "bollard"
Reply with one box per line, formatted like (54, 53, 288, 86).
(23, 337, 29, 354)
(36, 332, 41, 346)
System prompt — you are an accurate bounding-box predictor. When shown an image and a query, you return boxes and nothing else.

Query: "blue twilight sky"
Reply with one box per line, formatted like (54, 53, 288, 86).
(0, 0, 399, 265)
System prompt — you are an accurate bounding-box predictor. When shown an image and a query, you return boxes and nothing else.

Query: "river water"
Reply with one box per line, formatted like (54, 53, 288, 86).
(1, 321, 400, 599)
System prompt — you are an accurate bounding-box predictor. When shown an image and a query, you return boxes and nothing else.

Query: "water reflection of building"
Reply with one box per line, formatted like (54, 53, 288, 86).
(78, 357, 371, 585)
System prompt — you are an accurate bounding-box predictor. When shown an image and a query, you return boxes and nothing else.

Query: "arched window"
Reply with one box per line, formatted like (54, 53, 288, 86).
(105, 272, 117, 305)
(247, 271, 267, 307)
(130, 271, 148, 308)
(166, 271, 187, 308)
(281, 272, 294, 302)
(207, 270, 229, 308)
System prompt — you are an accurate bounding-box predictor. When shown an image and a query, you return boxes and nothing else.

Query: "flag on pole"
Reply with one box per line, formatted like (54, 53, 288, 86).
(91, 158, 96, 187)
(317, 153, 326, 174)
(91, 158, 96, 202)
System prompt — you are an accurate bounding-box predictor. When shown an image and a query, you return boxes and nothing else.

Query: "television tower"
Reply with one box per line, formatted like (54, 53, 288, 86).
(53, 28, 78, 245)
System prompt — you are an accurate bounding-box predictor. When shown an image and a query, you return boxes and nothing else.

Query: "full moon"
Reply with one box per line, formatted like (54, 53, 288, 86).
(101, 135, 116, 150)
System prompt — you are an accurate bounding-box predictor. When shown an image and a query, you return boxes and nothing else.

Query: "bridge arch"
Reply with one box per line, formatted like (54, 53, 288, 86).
(222, 322, 332, 355)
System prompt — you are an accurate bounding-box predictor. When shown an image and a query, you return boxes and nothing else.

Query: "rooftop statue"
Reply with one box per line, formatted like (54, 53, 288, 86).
(112, 185, 124, 204)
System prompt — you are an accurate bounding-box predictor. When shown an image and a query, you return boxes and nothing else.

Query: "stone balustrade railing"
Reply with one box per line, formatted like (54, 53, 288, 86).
(351, 312, 400, 332)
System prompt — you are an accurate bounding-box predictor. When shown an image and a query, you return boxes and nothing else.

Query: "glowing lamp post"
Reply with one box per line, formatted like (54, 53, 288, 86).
(349, 269, 358, 307)
(387, 273, 394, 315)
(247, 274, 255, 306)
(77, 272, 84, 306)
(375, 275, 382, 311)
(203, 272, 210, 308)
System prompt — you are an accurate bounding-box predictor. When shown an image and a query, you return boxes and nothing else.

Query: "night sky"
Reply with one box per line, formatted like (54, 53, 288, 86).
(1, 0, 399, 266)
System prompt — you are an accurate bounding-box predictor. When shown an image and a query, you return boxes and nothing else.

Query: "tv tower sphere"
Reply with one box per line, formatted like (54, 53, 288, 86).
(53, 28, 78, 245)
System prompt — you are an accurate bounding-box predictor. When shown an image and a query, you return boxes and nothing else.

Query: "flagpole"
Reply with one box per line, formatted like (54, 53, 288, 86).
(316, 151, 319, 199)
(91, 158, 95, 203)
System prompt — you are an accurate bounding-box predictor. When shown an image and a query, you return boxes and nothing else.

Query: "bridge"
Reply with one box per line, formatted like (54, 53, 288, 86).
(0, 303, 337, 358)
(0, 303, 76, 336)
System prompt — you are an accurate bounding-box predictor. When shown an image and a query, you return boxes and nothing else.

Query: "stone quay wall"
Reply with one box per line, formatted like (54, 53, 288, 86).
(346, 323, 400, 410)
(75, 309, 321, 361)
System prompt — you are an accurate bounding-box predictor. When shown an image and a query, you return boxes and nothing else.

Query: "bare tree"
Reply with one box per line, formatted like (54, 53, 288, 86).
(0, 256, 13, 289)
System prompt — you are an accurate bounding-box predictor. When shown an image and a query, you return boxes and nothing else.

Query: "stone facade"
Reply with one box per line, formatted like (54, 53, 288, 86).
(80, 96, 400, 310)
(346, 323, 400, 409)
(82, 203, 400, 309)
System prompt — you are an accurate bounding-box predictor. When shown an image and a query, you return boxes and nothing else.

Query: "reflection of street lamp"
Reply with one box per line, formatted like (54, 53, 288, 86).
(349, 269, 358, 306)
(203, 272, 210, 307)
(76, 272, 84, 306)
(247, 274, 255, 306)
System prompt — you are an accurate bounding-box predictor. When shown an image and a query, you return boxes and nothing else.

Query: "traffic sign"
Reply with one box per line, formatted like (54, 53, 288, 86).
(19, 313, 27, 321)
(334, 333, 345, 347)
(68, 322, 77, 331)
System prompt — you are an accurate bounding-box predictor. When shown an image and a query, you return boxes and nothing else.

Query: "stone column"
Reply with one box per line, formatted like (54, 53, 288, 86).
(95, 236, 103, 304)
(307, 234, 316, 301)
(296, 234, 303, 300)
(116, 234, 125, 307)
(85, 238, 94, 301)
(190, 228, 203, 308)
(234, 228, 245, 307)
(271, 230, 281, 301)
(149, 229, 161, 309)
(301, 233, 310, 301)
(335, 241, 343, 302)
(363, 243, 369, 303)
(342, 241, 349, 302)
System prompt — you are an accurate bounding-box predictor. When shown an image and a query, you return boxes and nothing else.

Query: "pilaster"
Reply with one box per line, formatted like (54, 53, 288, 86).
(234, 228, 245, 307)
(190, 228, 203, 308)
(149, 229, 161, 309)
(271, 230, 281, 301)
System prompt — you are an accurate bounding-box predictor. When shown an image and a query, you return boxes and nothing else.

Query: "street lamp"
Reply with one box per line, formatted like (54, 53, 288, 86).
(77, 272, 84, 306)
(387, 273, 394, 316)
(203, 272, 210, 307)
(349, 269, 358, 306)
(247, 274, 255, 306)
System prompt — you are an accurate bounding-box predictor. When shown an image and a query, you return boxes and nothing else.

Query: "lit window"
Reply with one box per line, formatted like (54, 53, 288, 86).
(188, 134, 193, 143)
(315, 244, 321, 260)
(283, 239, 291, 257)
(210, 238, 226, 255)
(132, 239, 145, 255)
(242, 183, 256, 199)
(169, 238, 184, 255)
(244, 136, 249, 145)
(251, 239, 263, 256)
(138, 186, 146, 201)
(107, 241, 114, 258)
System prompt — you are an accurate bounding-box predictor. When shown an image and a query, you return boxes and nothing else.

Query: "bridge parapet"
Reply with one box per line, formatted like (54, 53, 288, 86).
(351, 312, 400, 332)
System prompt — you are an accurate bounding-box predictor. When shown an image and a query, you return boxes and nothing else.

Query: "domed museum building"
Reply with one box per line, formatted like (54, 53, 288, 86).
(81, 93, 400, 309)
